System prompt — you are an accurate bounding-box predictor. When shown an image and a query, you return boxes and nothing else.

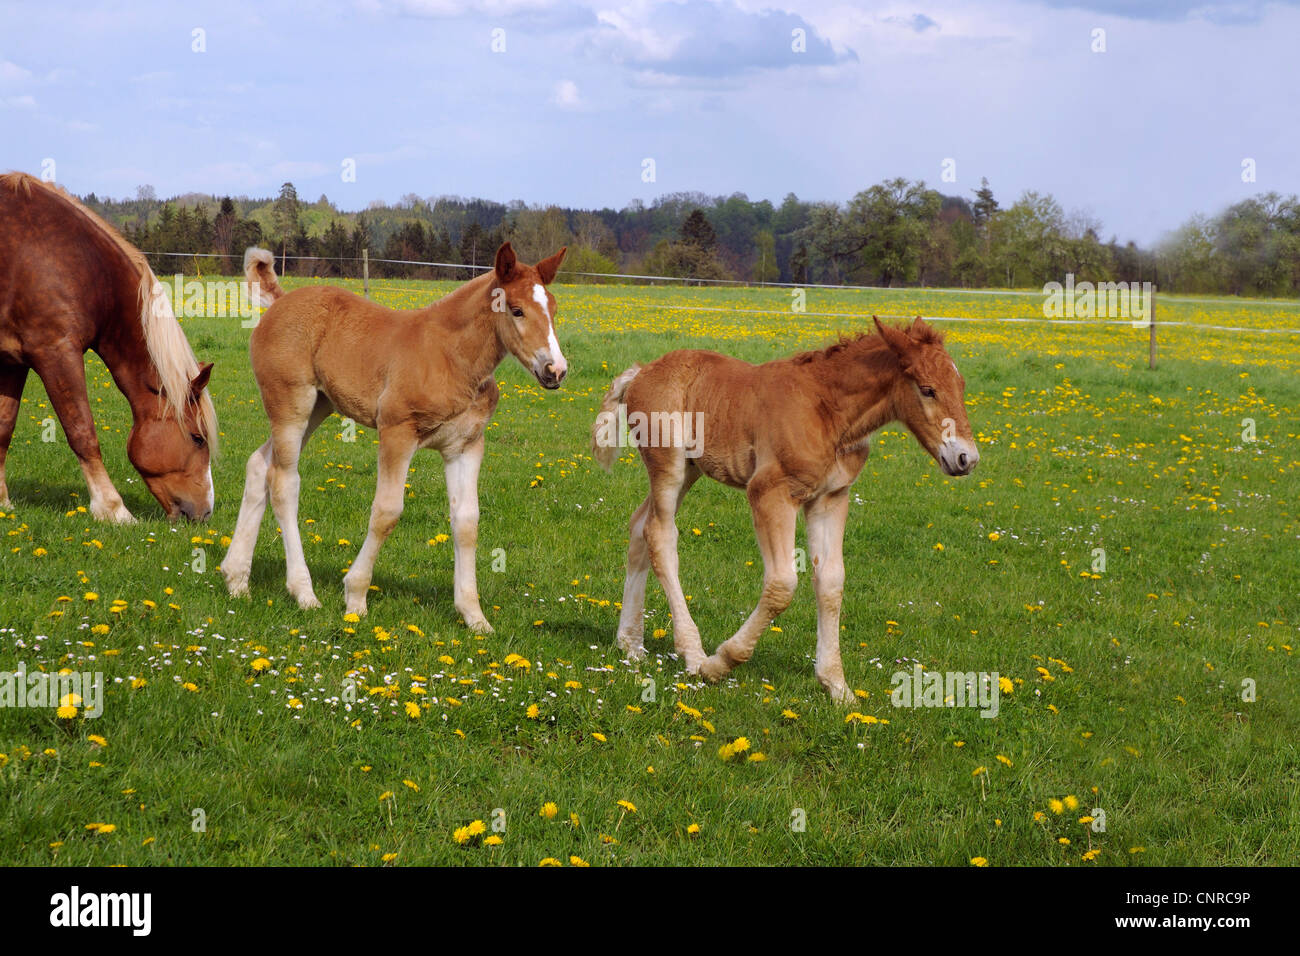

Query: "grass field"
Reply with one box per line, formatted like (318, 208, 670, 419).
(2, 277, 1297, 866)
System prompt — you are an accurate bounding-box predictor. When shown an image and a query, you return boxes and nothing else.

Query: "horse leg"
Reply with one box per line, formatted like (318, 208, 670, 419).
(643, 455, 706, 674)
(616, 496, 653, 658)
(34, 351, 133, 523)
(700, 469, 799, 682)
(805, 489, 854, 703)
(0, 365, 28, 509)
(342, 423, 419, 616)
(223, 395, 332, 597)
(266, 387, 324, 609)
(443, 433, 492, 633)
(617, 467, 699, 659)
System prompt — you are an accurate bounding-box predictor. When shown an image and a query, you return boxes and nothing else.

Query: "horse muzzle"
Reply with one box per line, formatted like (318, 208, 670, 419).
(534, 356, 567, 390)
(939, 438, 980, 477)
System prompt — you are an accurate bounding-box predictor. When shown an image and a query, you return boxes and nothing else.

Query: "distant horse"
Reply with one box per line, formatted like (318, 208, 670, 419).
(592, 317, 979, 702)
(0, 172, 217, 522)
(222, 242, 567, 631)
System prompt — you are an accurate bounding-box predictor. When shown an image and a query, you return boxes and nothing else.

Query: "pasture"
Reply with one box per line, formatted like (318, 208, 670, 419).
(1, 278, 1297, 866)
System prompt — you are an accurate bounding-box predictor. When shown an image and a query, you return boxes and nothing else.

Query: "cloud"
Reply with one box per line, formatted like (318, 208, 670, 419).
(551, 79, 582, 109)
(371, 0, 596, 29)
(1024, 0, 1297, 23)
(1, 94, 37, 110)
(585, 1, 857, 77)
(1, 60, 33, 85)
(882, 12, 939, 32)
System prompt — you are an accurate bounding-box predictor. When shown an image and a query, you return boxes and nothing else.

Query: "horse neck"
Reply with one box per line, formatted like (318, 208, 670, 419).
(811, 338, 902, 447)
(92, 283, 168, 427)
(425, 272, 507, 383)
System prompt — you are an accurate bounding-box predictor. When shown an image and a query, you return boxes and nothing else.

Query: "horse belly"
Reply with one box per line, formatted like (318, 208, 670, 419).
(324, 388, 377, 430)
(697, 445, 755, 488)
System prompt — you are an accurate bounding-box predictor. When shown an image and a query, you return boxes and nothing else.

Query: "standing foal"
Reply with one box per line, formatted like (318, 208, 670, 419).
(592, 317, 979, 701)
(222, 242, 567, 630)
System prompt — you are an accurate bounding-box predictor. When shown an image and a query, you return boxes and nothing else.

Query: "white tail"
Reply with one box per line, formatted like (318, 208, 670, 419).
(243, 247, 284, 307)
(591, 365, 641, 472)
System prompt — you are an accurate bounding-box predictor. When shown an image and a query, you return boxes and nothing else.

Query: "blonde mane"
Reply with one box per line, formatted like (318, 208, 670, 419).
(1, 172, 218, 450)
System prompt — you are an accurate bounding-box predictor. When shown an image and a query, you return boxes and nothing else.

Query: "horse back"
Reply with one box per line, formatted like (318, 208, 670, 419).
(249, 285, 439, 428)
(0, 182, 139, 364)
(627, 347, 848, 495)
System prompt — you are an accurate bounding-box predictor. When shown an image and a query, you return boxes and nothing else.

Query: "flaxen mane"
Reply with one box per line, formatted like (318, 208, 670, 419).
(1, 172, 218, 449)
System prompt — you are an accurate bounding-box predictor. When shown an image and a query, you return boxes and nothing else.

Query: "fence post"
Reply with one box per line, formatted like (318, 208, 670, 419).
(1148, 285, 1157, 369)
(362, 249, 370, 300)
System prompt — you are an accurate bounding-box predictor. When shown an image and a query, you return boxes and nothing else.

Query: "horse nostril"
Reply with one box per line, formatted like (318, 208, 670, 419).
(958, 452, 969, 470)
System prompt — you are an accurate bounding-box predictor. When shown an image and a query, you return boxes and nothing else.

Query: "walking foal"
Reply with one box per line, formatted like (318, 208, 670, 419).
(592, 317, 979, 701)
(222, 242, 567, 630)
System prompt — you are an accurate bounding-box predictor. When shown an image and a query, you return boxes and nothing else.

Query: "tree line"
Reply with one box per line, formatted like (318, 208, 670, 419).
(81, 178, 1300, 296)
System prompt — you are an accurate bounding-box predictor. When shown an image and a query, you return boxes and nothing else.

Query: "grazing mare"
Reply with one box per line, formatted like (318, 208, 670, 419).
(0, 172, 217, 522)
(592, 317, 979, 702)
(222, 243, 567, 631)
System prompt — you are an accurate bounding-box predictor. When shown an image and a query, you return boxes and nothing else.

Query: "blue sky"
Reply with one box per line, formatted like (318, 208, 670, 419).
(2, 0, 1298, 244)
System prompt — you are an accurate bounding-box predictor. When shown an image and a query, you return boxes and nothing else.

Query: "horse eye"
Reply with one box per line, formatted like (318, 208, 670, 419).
(191, 433, 206, 448)
(920, 386, 937, 399)
(510, 307, 524, 318)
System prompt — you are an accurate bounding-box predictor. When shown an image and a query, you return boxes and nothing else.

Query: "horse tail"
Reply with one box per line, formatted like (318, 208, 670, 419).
(243, 247, 284, 306)
(591, 365, 641, 473)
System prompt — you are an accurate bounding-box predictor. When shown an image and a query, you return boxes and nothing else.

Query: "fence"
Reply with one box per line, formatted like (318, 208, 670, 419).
(144, 250, 1300, 372)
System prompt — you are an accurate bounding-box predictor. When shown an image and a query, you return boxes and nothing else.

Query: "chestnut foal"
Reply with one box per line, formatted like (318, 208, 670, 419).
(222, 242, 567, 630)
(592, 317, 978, 701)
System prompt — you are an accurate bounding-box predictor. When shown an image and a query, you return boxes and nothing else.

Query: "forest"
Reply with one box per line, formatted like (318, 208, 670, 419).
(82, 178, 1300, 296)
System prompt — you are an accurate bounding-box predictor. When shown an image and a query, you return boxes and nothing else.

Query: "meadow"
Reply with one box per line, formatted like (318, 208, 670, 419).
(1, 276, 1297, 866)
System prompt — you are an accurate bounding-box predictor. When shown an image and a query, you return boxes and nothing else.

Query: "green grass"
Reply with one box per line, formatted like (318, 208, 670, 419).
(1, 279, 1297, 866)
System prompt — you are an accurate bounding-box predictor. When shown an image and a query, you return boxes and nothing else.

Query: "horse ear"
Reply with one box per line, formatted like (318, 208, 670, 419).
(494, 242, 517, 281)
(909, 315, 928, 338)
(536, 246, 567, 285)
(873, 317, 913, 369)
(190, 362, 213, 396)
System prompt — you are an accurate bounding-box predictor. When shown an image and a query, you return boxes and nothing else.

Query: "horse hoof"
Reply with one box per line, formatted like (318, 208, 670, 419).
(93, 502, 135, 524)
(696, 655, 727, 681)
(464, 616, 493, 634)
(616, 633, 646, 660)
(297, 593, 323, 610)
(828, 684, 856, 705)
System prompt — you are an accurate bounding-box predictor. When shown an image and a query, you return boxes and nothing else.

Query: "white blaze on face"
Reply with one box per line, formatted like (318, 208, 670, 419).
(533, 283, 566, 375)
(204, 464, 215, 517)
(532, 283, 550, 320)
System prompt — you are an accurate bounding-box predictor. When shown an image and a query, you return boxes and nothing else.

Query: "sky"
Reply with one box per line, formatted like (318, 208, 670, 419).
(2, 0, 1298, 245)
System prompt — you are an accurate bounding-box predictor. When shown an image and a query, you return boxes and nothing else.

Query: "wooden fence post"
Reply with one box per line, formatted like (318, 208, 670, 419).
(1148, 285, 1157, 369)
(362, 249, 370, 299)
